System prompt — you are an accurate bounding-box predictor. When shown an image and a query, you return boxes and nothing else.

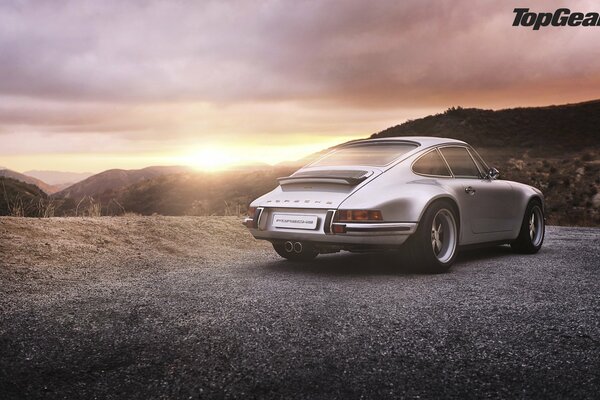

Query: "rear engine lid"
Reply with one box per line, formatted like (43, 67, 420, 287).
(255, 167, 382, 209)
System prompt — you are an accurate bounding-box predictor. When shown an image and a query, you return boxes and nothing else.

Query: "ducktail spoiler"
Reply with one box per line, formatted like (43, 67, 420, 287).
(277, 170, 373, 186)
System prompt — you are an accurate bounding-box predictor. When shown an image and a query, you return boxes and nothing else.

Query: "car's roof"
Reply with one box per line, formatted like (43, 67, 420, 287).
(344, 136, 467, 147)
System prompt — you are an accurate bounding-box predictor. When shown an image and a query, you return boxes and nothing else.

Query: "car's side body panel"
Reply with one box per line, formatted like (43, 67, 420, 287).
(434, 177, 516, 244)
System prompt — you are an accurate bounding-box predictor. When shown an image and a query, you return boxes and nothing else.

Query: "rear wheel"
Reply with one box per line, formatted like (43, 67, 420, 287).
(511, 200, 544, 254)
(405, 201, 458, 273)
(272, 241, 318, 261)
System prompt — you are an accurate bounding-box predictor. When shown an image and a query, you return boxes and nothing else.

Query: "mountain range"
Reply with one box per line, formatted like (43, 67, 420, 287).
(53, 165, 194, 202)
(1, 98, 599, 225)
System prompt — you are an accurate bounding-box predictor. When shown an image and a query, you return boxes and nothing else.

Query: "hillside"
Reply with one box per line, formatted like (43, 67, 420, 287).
(0, 177, 50, 217)
(36, 165, 294, 217)
(371, 100, 600, 151)
(54, 165, 193, 201)
(116, 167, 294, 216)
(0, 169, 58, 194)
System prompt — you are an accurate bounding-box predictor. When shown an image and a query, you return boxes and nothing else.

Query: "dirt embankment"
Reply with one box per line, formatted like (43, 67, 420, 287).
(0, 216, 271, 270)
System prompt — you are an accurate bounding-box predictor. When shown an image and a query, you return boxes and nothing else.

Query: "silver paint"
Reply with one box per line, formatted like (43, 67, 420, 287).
(246, 137, 544, 250)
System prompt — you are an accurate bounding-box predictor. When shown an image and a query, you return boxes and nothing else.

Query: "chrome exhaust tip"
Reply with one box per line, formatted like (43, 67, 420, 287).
(284, 241, 294, 252)
(293, 242, 303, 253)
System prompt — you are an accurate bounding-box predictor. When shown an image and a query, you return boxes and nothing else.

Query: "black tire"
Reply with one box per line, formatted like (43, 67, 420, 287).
(405, 200, 459, 273)
(272, 242, 318, 261)
(511, 200, 544, 254)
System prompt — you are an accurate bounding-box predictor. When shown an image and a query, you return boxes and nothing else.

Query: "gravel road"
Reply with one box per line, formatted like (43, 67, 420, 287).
(0, 217, 599, 399)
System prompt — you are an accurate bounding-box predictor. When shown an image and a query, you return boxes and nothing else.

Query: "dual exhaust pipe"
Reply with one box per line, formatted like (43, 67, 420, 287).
(284, 241, 303, 253)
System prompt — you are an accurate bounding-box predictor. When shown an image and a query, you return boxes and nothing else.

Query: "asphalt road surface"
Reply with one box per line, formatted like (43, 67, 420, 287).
(1, 223, 599, 399)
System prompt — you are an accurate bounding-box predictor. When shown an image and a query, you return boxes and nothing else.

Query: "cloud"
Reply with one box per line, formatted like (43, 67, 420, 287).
(1, 0, 599, 161)
(1, 0, 598, 105)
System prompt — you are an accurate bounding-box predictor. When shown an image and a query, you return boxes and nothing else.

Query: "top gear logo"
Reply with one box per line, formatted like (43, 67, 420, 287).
(513, 8, 600, 30)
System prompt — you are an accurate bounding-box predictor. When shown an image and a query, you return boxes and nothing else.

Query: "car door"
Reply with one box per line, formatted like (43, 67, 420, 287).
(439, 146, 515, 235)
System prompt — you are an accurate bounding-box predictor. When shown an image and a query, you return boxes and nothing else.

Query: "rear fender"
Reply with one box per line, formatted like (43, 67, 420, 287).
(338, 177, 458, 223)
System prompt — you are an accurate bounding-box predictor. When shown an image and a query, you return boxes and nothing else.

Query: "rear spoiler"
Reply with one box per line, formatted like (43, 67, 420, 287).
(277, 170, 372, 186)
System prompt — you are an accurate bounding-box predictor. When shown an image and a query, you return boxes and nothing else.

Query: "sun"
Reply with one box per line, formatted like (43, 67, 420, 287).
(183, 147, 237, 171)
(177, 136, 361, 172)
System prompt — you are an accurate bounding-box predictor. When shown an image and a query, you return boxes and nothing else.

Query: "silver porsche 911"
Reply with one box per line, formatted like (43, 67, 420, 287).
(244, 137, 545, 272)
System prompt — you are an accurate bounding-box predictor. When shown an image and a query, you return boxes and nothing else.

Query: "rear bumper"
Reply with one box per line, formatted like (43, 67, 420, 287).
(243, 208, 417, 247)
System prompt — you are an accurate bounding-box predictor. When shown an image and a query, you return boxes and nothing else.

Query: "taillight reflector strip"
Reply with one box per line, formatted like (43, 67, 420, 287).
(335, 210, 383, 222)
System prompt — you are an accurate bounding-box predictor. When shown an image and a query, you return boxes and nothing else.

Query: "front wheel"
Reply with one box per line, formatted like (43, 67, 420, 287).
(405, 201, 459, 273)
(511, 200, 544, 254)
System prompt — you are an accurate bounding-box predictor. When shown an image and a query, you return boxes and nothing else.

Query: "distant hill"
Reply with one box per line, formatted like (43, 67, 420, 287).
(371, 99, 600, 150)
(24, 170, 93, 185)
(225, 162, 273, 171)
(53, 165, 193, 202)
(0, 169, 59, 194)
(0, 177, 49, 217)
(116, 167, 295, 216)
(52, 182, 79, 192)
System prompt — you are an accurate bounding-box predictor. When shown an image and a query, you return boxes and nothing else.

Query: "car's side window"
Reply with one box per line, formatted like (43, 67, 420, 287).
(439, 147, 482, 178)
(412, 149, 452, 177)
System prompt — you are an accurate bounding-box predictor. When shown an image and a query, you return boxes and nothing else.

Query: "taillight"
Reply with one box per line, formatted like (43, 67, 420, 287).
(335, 210, 383, 222)
(332, 224, 346, 234)
(247, 207, 256, 217)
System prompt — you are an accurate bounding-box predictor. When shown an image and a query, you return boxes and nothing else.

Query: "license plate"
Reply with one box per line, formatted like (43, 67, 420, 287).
(272, 214, 319, 230)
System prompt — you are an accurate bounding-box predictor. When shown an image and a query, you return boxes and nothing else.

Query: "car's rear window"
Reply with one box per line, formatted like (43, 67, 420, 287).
(310, 143, 417, 167)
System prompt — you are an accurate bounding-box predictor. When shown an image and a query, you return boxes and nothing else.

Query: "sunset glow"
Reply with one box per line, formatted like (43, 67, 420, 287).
(177, 136, 362, 172)
(182, 147, 237, 171)
(1, 1, 599, 174)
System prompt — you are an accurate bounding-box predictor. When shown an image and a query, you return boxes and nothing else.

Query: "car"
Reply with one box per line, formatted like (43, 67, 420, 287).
(243, 137, 545, 272)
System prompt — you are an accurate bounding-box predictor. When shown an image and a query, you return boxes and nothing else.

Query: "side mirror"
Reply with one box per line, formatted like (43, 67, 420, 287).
(487, 167, 500, 180)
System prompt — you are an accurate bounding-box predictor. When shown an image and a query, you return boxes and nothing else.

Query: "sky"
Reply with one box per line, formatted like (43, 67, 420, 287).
(1, 0, 599, 172)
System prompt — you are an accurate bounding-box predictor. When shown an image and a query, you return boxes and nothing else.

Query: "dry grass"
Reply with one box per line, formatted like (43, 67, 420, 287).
(0, 216, 272, 272)
(2, 181, 24, 217)
(75, 196, 102, 217)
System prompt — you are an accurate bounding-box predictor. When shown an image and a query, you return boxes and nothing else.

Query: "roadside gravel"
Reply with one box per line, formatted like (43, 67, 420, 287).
(0, 217, 598, 399)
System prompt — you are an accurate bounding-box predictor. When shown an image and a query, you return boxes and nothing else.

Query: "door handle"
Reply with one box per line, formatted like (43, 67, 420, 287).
(465, 186, 476, 195)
